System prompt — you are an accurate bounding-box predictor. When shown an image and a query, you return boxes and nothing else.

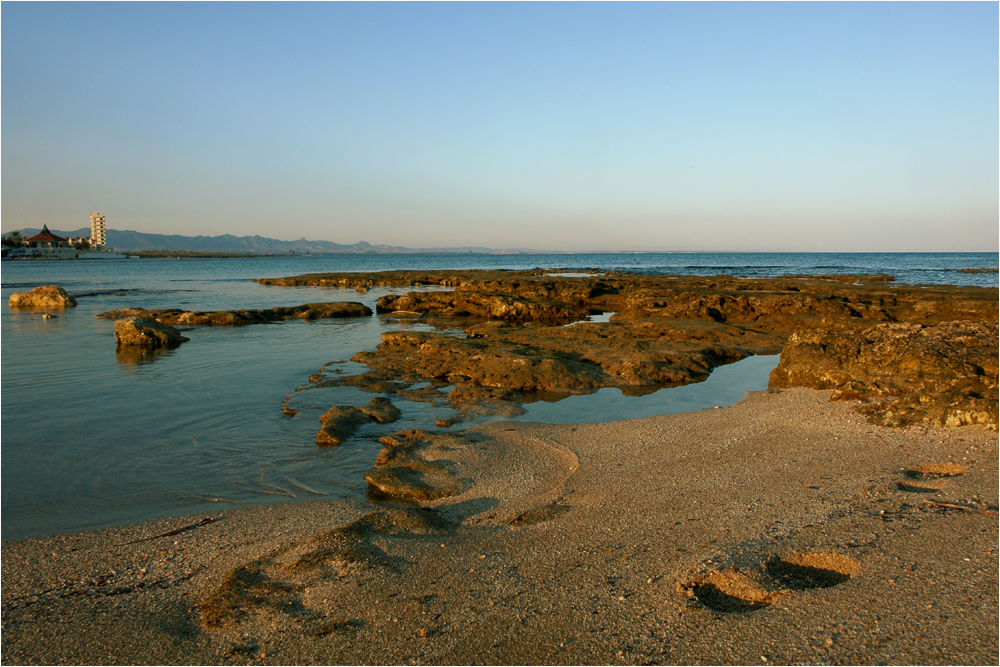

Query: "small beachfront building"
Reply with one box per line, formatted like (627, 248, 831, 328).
(25, 225, 67, 248)
(22, 226, 77, 259)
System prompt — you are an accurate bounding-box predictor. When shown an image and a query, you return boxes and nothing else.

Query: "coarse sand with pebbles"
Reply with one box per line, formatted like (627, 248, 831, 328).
(2, 388, 997, 665)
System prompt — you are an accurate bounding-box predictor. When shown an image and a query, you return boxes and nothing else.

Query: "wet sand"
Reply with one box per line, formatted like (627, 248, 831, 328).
(2, 388, 997, 665)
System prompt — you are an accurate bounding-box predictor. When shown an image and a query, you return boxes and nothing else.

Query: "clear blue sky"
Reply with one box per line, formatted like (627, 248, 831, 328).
(3, 2, 997, 251)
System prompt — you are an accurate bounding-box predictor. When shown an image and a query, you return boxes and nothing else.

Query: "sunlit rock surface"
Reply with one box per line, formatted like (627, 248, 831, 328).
(96, 301, 371, 325)
(770, 321, 999, 429)
(8, 284, 78, 309)
(263, 269, 998, 429)
(113, 317, 189, 349)
(315, 397, 403, 446)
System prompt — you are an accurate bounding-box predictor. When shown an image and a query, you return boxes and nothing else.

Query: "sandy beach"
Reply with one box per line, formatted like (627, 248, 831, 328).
(2, 387, 996, 665)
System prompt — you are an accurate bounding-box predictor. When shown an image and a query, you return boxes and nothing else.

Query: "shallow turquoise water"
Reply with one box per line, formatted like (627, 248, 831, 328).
(2, 253, 994, 540)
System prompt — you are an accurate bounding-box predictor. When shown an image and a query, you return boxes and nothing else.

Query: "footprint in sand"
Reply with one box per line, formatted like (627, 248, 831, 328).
(681, 552, 862, 614)
(896, 481, 941, 493)
(201, 506, 456, 631)
(903, 463, 966, 481)
(896, 463, 966, 496)
(764, 552, 862, 590)
(894, 463, 995, 513)
(682, 569, 782, 613)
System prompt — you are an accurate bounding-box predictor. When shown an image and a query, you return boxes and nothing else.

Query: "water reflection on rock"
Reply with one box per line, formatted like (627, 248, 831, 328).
(114, 345, 179, 367)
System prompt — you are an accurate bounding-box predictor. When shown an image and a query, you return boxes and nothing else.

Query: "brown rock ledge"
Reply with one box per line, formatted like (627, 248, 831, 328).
(351, 326, 757, 395)
(277, 269, 996, 429)
(256, 269, 997, 326)
(770, 321, 999, 429)
(96, 301, 372, 325)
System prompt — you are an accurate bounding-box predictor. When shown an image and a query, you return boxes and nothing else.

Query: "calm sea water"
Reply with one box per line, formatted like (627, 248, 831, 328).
(2, 252, 996, 540)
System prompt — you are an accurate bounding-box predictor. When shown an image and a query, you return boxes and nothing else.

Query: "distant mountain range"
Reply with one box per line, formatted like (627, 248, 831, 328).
(3, 228, 544, 255)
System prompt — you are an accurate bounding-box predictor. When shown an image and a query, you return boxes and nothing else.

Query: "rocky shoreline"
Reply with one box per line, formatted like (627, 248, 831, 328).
(271, 269, 997, 432)
(78, 269, 998, 433)
(2, 269, 997, 665)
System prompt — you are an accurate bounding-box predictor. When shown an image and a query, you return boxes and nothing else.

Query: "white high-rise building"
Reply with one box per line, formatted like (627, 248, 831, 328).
(90, 212, 106, 247)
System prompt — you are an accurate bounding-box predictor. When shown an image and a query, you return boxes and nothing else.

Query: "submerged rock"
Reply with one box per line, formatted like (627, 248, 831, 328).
(360, 396, 403, 424)
(315, 406, 375, 447)
(113, 318, 190, 349)
(770, 321, 999, 429)
(8, 284, 77, 309)
(315, 397, 402, 446)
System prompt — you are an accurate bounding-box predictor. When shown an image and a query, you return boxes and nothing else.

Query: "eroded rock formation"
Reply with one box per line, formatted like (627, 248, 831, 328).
(113, 317, 190, 349)
(315, 406, 374, 447)
(8, 284, 78, 309)
(376, 291, 587, 324)
(769, 321, 999, 429)
(96, 301, 372, 326)
(316, 397, 402, 446)
(351, 326, 756, 396)
(265, 269, 998, 429)
(201, 507, 457, 630)
(257, 269, 997, 328)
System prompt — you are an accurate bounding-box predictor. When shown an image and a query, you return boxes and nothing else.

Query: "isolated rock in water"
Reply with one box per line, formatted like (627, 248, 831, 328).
(113, 317, 190, 349)
(359, 396, 402, 423)
(315, 406, 373, 447)
(315, 397, 402, 446)
(8, 284, 78, 309)
(769, 321, 999, 429)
